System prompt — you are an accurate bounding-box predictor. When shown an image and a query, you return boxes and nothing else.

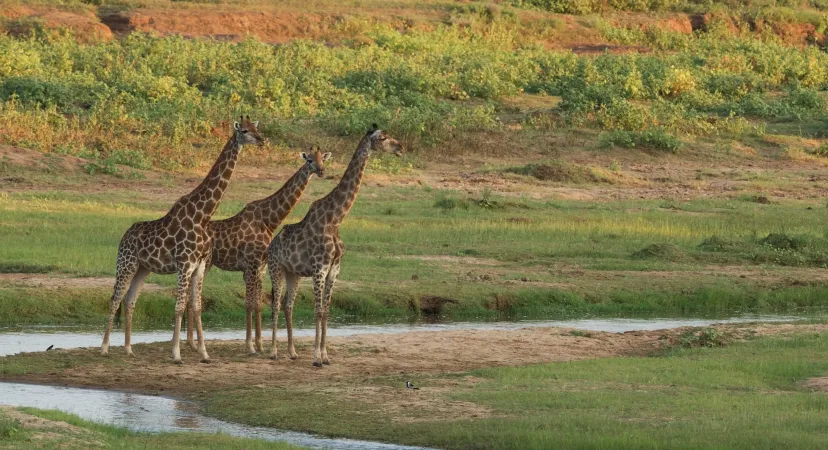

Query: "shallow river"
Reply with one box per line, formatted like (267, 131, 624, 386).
(0, 314, 806, 357)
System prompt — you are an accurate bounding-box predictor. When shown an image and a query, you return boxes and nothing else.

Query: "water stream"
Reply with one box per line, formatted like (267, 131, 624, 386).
(0, 314, 806, 357)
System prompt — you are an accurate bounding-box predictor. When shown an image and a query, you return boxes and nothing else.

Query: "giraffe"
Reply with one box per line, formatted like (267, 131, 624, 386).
(267, 124, 403, 366)
(101, 116, 264, 364)
(184, 148, 331, 355)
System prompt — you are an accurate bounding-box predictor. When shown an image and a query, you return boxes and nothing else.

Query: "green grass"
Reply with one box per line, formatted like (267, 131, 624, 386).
(0, 407, 305, 449)
(3, 178, 828, 326)
(197, 332, 828, 449)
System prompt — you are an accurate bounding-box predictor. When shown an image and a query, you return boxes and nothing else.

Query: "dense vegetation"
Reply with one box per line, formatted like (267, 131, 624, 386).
(1, 5, 827, 169)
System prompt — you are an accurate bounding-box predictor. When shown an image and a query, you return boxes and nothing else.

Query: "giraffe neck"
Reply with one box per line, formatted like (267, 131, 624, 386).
(252, 164, 315, 232)
(171, 133, 242, 224)
(309, 136, 371, 227)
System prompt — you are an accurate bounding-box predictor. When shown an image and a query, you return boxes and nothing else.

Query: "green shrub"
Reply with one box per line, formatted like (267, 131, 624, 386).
(0, 414, 20, 438)
(434, 192, 469, 211)
(760, 233, 805, 251)
(699, 235, 743, 252)
(638, 128, 681, 152)
(599, 128, 681, 152)
(631, 243, 684, 260)
(599, 130, 637, 148)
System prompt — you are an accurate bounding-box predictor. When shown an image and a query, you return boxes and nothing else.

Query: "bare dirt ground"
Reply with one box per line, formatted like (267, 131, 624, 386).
(0, 274, 165, 291)
(4, 323, 827, 398)
(7, 142, 828, 205)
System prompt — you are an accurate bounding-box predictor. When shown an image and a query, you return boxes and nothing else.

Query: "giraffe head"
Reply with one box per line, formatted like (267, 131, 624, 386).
(301, 146, 332, 178)
(233, 115, 265, 146)
(366, 124, 404, 157)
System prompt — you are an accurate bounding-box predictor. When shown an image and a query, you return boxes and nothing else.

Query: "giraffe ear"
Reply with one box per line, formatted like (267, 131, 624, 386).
(252, 121, 259, 128)
(322, 152, 332, 162)
(233, 121, 241, 131)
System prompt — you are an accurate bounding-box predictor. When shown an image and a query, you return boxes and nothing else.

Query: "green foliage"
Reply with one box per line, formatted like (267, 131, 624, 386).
(679, 327, 728, 348)
(761, 233, 805, 251)
(434, 192, 470, 211)
(599, 128, 681, 152)
(631, 243, 685, 260)
(0, 413, 21, 439)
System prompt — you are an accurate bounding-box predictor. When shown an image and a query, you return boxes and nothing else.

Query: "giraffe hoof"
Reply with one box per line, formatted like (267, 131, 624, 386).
(269, 354, 279, 360)
(322, 360, 330, 366)
(289, 354, 298, 360)
(200, 358, 211, 364)
(312, 361, 323, 368)
(173, 359, 183, 365)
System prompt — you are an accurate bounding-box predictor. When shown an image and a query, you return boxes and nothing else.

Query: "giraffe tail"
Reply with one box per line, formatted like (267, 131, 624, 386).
(115, 303, 123, 329)
(271, 285, 276, 322)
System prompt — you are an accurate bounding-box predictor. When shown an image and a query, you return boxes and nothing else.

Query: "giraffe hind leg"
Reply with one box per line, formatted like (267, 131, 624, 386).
(320, 260, 340, 365)
(268, 264, 284, 360)
(187, 274, 200, 352)
(172, 264, 197, 364)
(101, 257, 138, 356)
(311, 269, 327, 367)
(190, 260, 210, 363)
(283, 273, 299, 360)
(123, 267, 150, 357)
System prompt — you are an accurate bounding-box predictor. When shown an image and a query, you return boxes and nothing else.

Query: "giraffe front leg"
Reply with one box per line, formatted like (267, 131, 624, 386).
(268, 264, 284, 360)
(320, 261, 340, 365)
(243, 269, 262, 355)
(186, 304, 197, 351)
(102, 258, 137, 356)
(172, 265, 195, 364)
(311, 270, 327, 367)
(191, 260, 210, 363)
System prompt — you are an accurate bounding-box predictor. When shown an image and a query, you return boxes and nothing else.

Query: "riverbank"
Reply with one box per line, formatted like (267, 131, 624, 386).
(0, 406, 303, 450)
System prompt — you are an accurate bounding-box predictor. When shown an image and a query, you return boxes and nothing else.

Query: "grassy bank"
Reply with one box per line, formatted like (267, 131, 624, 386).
(0, 407, 303, 449)
(197, 331, 828, 450)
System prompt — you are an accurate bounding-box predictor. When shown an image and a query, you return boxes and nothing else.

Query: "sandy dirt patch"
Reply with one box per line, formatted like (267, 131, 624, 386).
(5, 323, 828, 397)
(0, 273, 166, 291)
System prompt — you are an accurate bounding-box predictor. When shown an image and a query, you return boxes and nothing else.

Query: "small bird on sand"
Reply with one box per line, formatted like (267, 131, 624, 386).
(46, 345, 54, 351)
(405, 381, 419, 390)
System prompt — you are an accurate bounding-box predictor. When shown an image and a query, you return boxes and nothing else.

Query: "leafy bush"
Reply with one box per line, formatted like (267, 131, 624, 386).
(680, 328, 727, 348)
(631, 243, 684, 260)
(638, 128, 681, 152)
(760, 233, 805, 251)
(434, 192, 469, 211)
(698, 235, 742, 252)
(0, 414, 20, 438)
(599, 128, 681, 152)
